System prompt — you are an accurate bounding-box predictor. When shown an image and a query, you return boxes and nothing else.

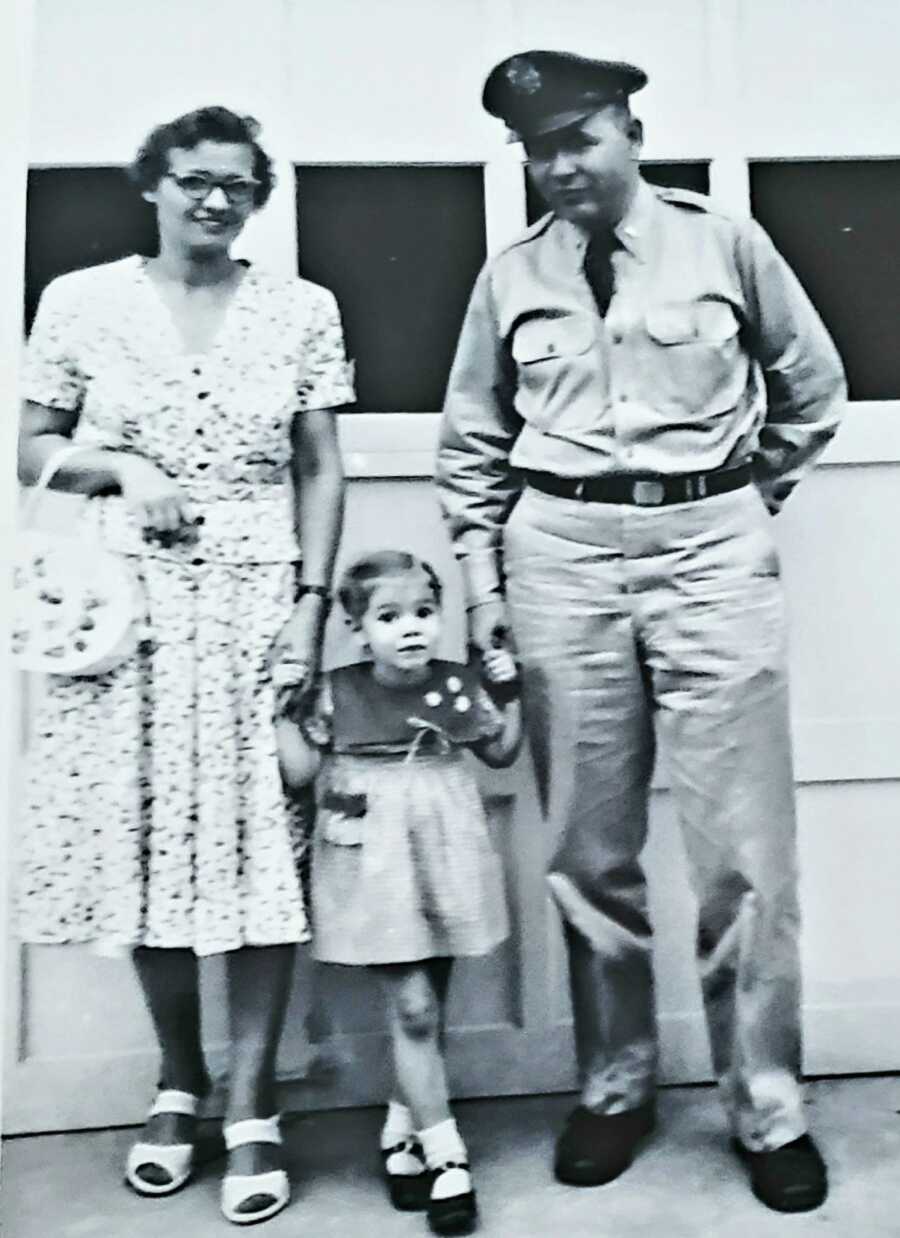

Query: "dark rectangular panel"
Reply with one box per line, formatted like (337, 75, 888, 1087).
(751, 161, 900, 401)
(25, 167, 157, 332)
(295, 165, 486, 413)
(525, 161, 709, 224)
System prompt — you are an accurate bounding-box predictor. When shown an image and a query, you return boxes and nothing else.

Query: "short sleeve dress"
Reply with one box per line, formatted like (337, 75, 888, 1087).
(18, 256, 355, 957)
(304, 659, 511, 965)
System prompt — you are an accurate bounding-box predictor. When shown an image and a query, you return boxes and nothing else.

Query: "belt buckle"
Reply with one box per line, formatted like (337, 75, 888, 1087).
(631, 479, 666, 507)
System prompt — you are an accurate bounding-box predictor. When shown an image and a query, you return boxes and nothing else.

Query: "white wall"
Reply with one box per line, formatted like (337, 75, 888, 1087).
(5, 0, 900, 1132)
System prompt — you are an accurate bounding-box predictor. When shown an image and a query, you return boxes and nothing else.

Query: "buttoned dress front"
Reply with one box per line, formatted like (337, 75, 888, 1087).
(18, 256, 355, 957)
(436, 181, 846, 1150)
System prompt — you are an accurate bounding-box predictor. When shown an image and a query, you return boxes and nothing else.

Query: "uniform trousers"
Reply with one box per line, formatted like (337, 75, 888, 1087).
(502, 481, 806, 1152)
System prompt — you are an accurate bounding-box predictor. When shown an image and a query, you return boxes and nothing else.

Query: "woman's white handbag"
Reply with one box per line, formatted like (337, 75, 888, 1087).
(11, 445, 148, 676)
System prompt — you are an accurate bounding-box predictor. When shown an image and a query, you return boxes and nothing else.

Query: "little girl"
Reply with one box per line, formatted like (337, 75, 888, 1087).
(277, 550, 521, 1236)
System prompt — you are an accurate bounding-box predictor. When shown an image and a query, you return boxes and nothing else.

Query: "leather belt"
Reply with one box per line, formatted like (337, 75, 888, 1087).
(523, 464, 751, 507)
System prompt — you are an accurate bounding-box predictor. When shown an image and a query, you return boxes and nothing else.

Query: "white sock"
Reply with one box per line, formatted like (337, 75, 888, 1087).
(381, 1100, 425, 1175)
(419, 1117, 472, 1200)
(381, 1099, 414, 1148)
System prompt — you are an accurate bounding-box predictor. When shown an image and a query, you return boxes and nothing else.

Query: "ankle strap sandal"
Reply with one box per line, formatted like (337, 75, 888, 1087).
(221, 1115, 290, 1226)
(125, 1089, 199, 1197)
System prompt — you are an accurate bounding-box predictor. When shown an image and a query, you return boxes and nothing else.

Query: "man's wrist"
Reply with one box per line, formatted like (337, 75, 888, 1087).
(466, 593, 506, 614)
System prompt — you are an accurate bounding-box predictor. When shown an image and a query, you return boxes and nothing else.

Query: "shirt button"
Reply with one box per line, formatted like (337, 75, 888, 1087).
(192, 367, 202, 376)
(547, 342, 556, 354)
(611, 332, 623, 344)
(197, 391, 210, 400)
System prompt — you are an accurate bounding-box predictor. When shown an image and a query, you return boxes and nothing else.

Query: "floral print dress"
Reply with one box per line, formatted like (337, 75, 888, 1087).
(18, 256, 354, 956)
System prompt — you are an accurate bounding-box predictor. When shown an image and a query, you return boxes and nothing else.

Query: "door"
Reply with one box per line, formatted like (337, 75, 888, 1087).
(6, 0, 900, 1133)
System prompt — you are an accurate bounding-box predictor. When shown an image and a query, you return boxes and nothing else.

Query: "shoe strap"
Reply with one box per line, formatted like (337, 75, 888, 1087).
(149, 1089, 199, 1118)
(430, 1163, 473, 1202)
(382, 1137, 423, 1156)
(224, 1115, 282, 1150)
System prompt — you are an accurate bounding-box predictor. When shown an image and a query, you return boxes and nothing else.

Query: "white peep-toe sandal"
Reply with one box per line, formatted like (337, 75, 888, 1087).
(125, 1088, 199, 1197)
(221, 1115, 290, 1225)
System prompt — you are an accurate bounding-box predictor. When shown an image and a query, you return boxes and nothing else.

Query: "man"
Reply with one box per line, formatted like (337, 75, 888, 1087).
(436, 50, 845, 1213)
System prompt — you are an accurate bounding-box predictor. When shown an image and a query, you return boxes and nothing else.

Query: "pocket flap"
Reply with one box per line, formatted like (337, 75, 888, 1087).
(318, 784, 367, 846)
(646, 301, 739, 345)
(511, 315, 594, 363)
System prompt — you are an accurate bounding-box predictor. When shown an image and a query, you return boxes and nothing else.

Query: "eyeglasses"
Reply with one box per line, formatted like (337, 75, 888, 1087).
(165, 173, 260, 205)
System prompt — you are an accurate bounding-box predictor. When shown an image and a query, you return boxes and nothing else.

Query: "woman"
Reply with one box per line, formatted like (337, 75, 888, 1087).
(17, 106, 351, 1225)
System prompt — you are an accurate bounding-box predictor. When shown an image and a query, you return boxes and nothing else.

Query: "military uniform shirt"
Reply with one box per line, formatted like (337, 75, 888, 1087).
(437, 179, 846, 606)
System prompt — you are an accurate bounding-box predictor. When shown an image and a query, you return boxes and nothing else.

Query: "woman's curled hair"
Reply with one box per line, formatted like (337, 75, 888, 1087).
(128, 105, 275, 207)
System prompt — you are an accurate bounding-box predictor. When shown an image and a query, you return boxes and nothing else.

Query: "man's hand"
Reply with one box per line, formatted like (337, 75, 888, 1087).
(468, 597, 513, 655)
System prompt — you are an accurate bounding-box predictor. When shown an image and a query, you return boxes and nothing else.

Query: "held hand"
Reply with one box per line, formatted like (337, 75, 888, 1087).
(479, 644, 521, 706)
(482, 647, 517, 685)
(116, 455, 194, 537)
(269, 598, 326, 697)
(468, 597, 514, 656)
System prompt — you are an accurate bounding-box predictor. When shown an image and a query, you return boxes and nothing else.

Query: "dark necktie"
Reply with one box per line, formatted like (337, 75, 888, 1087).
(584, 231, 617, 318)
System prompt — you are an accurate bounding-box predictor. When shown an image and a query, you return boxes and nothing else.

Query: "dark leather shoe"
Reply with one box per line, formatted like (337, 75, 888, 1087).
(381, 1139, 429, 1211)
(554, 1101, 656, 1186)
(734, 1134, 828, 1213)
(427, 1163, 477, 1235)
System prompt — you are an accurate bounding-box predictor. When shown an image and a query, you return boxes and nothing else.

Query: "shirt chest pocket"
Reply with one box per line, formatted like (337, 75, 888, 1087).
(646, 301, 739, 345)
(644, 301, 743, 415)
(510, 315, 595, 428)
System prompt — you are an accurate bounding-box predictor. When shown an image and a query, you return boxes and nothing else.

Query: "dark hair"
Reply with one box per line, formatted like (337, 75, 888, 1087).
(128, 106, 275, 207)
(337, 551, 443, 623)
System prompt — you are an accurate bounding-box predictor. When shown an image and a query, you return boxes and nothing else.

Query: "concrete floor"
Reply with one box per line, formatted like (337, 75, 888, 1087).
(3, 1077, 899, 1238)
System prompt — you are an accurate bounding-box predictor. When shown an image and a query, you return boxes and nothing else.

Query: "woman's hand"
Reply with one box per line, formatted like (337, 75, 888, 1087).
(269, 595, 328, 694)
(116, 454, 194, 537)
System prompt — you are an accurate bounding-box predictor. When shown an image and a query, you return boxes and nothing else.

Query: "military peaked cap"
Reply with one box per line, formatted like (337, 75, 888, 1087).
(482, 50, 647, 140)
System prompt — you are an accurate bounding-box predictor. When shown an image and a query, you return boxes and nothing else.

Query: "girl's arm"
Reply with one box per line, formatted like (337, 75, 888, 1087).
(471, 698, 523, 769)
(275, 714, 322, 791)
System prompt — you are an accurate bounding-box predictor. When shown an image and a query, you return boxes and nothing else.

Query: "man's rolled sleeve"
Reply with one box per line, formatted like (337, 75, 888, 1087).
(436, 266, 522, 608)
(738, 219, 847, 513)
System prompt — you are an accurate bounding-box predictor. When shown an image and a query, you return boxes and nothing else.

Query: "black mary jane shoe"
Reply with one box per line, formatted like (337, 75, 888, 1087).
(381, 1139, 430, 1212)
(554, 1101, 656, 1187)
(734, 1133, 828, 1213)
(427, 1163, 478, 1236)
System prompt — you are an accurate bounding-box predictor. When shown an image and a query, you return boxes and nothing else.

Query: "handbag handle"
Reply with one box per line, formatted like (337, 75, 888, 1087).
(21, 442, 103, 528)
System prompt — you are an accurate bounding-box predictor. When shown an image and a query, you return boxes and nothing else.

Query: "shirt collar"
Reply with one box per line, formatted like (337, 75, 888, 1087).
(613, 177, 655, 259)
(554, 177, 655, 262)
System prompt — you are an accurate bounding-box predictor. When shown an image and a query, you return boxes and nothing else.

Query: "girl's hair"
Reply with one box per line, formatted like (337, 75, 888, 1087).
(337, 551, 443, 622)
(128, 105, 275, 207)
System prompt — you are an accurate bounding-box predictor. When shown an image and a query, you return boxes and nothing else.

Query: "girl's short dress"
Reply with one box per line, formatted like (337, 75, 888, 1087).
(303, 660, 511, 965)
